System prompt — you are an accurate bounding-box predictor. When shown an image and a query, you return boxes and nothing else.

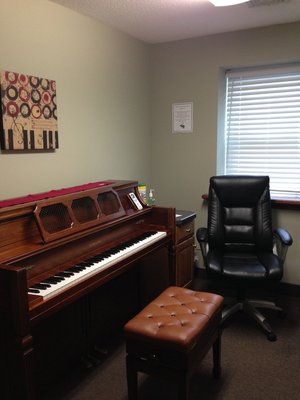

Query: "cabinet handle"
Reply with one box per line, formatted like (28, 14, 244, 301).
(185, 228, 191, 233)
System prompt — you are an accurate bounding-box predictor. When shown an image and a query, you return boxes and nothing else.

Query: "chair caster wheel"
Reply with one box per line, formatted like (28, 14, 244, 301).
(267, 332, 277, 342)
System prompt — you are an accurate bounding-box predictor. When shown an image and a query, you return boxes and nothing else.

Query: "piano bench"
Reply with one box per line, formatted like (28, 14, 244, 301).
(124, 286, 224, 400)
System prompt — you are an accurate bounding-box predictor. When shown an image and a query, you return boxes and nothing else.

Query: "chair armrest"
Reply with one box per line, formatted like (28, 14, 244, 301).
(196, 227, 208, 243)
(273, 228, 293, 247)
(196, 227, 208, 266)
(273, 228, 293, 263)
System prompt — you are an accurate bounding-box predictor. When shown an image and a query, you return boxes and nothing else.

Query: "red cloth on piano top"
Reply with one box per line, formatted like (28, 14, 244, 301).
(0, 181, 114, 208)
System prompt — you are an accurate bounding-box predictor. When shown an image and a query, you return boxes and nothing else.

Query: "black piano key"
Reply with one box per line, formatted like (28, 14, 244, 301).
(78, 262, 93, 267)
(66, 266, 86, 273)
(51, 276, 64, 282)
(89, 256, 104, 261)
(56, 271, 74, 277)
(88, 257, 103, 263)
(40, 281, 57, 286)
(42, 277, 61, 284)
(32, 283, 51, 290)
(28, 288, 41, 293)
(54, 275, 66, 280)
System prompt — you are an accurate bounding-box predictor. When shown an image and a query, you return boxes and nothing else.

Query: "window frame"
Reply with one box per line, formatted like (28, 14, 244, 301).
(217, 63, 300, 207)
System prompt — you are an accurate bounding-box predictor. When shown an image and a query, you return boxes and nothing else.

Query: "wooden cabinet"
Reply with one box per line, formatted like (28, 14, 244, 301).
(174, 211, 196, 288)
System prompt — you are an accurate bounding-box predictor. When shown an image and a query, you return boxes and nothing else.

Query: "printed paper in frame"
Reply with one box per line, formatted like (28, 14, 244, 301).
(0, 70, 58, 150)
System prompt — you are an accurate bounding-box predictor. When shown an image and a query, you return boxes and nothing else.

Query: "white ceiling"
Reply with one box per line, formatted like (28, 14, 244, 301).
(49, 0, 300, 43)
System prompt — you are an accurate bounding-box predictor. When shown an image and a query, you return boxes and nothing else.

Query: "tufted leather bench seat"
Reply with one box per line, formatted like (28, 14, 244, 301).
(124, 286, 224, 400)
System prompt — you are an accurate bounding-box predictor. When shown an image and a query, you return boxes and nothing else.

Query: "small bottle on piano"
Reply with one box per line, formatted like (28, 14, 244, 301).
(148, 189, 155, 206)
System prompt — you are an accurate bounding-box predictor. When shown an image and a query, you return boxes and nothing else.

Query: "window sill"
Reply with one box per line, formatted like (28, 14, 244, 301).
(201, 194, 300, 210)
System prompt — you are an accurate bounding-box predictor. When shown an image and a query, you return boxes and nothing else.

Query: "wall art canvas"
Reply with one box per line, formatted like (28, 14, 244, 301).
(0, 70, 58, 150)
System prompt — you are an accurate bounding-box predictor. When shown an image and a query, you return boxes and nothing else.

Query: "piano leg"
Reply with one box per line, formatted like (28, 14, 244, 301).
(0, 266, 36, 400)
(13, 334, 36, 400)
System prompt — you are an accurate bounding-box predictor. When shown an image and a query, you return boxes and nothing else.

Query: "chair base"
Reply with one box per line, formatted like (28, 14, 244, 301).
(221, 299, 283, 341)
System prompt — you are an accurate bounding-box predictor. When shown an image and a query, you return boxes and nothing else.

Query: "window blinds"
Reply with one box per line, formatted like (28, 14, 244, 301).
(224, 65, 300, 198)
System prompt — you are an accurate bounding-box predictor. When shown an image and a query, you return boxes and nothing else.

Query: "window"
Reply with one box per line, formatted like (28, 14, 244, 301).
(218, 64, 300, 199)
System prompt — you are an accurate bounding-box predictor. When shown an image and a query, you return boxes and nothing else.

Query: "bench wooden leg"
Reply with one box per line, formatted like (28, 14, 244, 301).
(212, 329, 222, 379)
(126, 354, 138, 400)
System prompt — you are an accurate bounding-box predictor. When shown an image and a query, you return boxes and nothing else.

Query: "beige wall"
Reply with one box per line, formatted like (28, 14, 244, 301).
(150, 22, 300, 284)
(0, 0, 151, 198)
(0, 1, 299, 284)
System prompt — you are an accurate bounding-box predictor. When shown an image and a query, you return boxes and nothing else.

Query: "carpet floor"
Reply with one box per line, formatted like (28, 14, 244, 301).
(42, 278, 300, 400)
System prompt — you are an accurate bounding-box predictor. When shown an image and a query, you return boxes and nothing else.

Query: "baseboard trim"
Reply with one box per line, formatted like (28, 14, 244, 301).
(279, 281, 300, 297)
(194, 267, 300, 297)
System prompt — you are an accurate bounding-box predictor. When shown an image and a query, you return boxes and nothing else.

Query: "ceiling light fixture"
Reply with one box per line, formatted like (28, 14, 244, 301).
(209, 0, 250, 6)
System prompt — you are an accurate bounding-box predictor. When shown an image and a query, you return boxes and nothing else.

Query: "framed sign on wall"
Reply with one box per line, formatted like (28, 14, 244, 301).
(172, 102, 193, 134)
(0, 70, 59, 150)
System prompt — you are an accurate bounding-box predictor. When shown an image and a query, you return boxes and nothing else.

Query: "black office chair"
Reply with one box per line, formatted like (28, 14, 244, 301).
(196, 175, 293, 341)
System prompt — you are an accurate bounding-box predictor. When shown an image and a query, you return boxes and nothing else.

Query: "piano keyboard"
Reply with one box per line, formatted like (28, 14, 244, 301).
(28, 231, 167, 300)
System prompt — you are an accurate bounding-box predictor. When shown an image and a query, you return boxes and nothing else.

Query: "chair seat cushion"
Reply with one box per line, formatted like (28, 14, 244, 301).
(207, 251, 283, 281)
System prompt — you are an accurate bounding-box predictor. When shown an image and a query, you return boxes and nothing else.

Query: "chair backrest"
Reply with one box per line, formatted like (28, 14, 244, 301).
(208, 175, 273, 253)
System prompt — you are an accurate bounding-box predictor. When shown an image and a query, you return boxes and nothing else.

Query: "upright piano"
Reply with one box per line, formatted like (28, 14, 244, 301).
(0, 180, 176, 400)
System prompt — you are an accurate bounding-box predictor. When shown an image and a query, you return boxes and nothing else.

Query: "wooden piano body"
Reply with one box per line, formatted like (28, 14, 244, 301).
(0, 180, 176, 400)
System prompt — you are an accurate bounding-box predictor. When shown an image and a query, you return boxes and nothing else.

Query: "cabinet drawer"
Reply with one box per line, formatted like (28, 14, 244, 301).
(175, 236, 195, 287)
(176, 220, 194, 243)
